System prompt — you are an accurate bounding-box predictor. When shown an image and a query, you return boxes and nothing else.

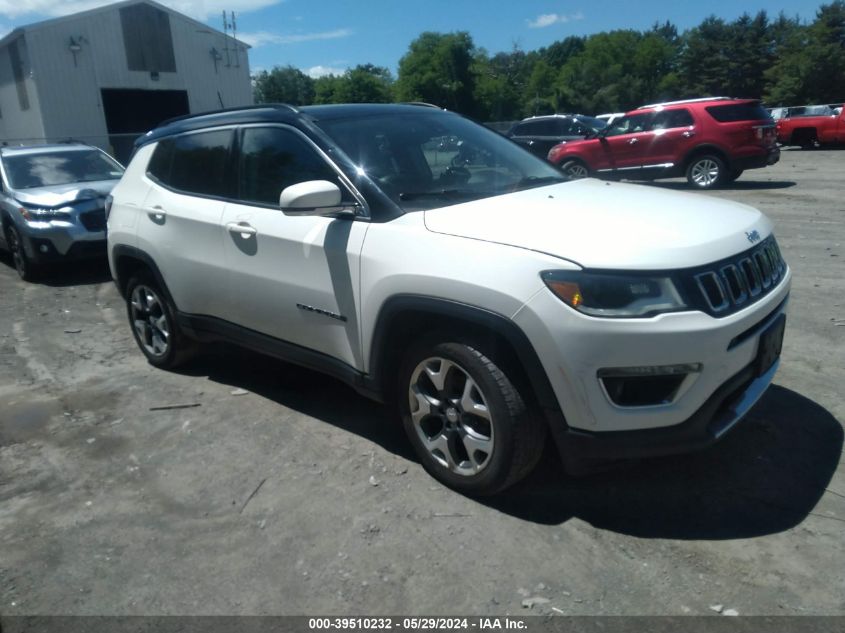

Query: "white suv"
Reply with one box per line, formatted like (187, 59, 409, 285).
(107, 104, 790, 495)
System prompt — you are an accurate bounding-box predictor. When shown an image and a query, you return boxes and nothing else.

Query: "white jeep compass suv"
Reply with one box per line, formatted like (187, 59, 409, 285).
(107, 103, 790, 495)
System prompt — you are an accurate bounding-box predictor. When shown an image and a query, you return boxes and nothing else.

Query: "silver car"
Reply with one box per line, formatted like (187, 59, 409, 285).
(0, 143, 124, 280)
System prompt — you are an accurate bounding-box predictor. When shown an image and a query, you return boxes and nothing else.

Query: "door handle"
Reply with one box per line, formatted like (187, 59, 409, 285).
(147, 206, 166, 222)
(226, 222, 257, 238)
(682, 131, 696, 138)
(628, 138, 638, 145)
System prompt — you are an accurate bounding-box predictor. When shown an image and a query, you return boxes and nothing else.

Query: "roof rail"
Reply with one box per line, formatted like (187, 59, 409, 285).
(401, 101, 444, 109)
(639, 96, 734, 109)
(157, 103, 300, 128)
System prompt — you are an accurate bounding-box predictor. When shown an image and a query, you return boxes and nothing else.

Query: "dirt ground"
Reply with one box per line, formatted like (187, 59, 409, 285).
(1, 149, 843, 616)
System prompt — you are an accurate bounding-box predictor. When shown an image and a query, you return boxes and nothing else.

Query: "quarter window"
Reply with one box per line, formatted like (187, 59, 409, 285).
(238, 127, 341, 206)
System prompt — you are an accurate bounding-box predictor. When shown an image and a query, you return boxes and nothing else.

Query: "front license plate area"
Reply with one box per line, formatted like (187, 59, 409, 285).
(756, 314, 786, 376)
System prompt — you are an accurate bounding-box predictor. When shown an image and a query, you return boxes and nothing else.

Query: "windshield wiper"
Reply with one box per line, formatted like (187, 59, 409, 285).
(399, 189, 493, 201)
(513, 176, 565, 190)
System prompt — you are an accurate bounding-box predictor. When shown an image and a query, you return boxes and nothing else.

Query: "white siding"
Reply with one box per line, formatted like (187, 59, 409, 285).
(0, 35, 46, 143)
(2, 0, 253, 152)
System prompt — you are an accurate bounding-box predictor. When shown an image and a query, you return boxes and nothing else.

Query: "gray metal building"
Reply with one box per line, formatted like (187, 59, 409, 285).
(0, 0, 253, 162)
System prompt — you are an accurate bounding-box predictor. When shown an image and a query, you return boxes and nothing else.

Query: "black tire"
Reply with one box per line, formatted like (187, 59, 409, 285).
(727, 168, 744, 183)
(397, 337, 545, 495)
(4, 224, 38, 281)
(559, 159, 590, 180)
(793, 129, 817, 150)
(685, 154, 726, 190)
(125, 273, 195, 369)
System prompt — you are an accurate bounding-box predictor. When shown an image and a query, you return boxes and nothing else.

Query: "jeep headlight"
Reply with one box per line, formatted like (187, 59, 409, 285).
(541, 270, 687, 318)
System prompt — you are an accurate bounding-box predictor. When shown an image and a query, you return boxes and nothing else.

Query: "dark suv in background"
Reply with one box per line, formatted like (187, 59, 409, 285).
(547, 97, 779, 189)
(507, 114, 606, 158)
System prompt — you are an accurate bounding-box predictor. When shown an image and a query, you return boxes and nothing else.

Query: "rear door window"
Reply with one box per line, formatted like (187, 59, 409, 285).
(705, 103, 772, 123)
(552, 119, 573, 135)
(513, 120, 555, 136)
(652, 109, 694, 130)
(150, 129, 235, 198)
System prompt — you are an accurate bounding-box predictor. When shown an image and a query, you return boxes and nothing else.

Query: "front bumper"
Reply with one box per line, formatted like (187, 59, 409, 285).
(550, 318, 782, 469)
(514, 267, 791, 464)
(19, 216, 106, 263)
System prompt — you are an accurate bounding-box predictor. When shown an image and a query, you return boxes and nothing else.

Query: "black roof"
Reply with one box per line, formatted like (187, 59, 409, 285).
(135, 102, 448, 149)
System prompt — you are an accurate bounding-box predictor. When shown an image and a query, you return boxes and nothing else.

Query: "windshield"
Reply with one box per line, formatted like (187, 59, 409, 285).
(3, 149, 125, 190)
(313, 111, 566, 211)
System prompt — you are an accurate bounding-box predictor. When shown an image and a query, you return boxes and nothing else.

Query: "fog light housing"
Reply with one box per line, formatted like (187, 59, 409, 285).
(598, 363, 702, 407)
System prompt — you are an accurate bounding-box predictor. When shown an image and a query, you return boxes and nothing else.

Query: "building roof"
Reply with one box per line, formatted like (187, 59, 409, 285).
(0, 0, 250, 49)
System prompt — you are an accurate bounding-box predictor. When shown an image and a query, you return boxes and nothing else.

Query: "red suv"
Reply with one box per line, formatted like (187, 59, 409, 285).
(547, 98, 779, 189)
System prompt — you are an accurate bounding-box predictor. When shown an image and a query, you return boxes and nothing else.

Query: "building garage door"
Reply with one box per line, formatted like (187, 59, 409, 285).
(101, 88, 189, 163)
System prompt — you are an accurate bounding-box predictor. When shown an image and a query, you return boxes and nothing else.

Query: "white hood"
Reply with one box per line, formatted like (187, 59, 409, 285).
(423, 179, 772, 270)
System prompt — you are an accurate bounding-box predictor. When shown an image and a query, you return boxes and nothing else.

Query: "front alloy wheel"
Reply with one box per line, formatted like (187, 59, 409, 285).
(560, 159, 589, 180)
(398, 340, 545, 495)
(408, 357, 494, 476)
(5, 225, 37, 281)
(686, 155, 725, 189)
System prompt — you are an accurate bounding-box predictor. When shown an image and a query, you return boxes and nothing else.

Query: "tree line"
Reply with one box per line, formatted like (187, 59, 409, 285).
(253, 1, 845, 120)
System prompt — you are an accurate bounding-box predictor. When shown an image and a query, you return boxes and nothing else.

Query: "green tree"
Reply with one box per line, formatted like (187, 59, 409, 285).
(474, 47, 534, 120)
(555, 30, 649, 113)
(677, 16, 733, 97)
(396, 32, 478, 114)
(765, 2, 845, 104)
(312, 65, 394, 104)
(253, 65, 315, 105)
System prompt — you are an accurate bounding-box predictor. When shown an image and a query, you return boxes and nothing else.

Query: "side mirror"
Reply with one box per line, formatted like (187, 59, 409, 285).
(279, 180, 357, 217)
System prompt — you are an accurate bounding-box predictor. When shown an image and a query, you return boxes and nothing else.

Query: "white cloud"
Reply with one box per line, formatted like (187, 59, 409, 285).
(238, 28, 352, 48)
(527, 11, 584, 29)
(305, 65, 346, 78)
(0, 0, 284, 21)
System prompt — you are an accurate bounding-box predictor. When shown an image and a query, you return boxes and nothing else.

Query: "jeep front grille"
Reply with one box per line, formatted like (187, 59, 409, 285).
(692, 236, 785, 315)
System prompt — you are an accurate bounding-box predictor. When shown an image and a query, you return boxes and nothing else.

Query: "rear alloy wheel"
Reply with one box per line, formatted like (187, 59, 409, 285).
(686, 155, 726, 189)
(398, 340, 545, 495)
(5, 225, 37, 281)
(126, 275, 194, 368)
(560, 159, 589, 180)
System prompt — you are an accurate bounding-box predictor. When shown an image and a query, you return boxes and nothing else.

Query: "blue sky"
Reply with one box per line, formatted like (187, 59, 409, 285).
(0, 0, 827, 77)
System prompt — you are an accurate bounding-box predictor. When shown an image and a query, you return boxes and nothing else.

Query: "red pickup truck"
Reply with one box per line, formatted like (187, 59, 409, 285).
(776, 104, 845, 147)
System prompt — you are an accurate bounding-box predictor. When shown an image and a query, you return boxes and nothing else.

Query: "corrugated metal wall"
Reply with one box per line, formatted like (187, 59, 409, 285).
(0, 35, 47, 142)
(2, 1, 253, 153)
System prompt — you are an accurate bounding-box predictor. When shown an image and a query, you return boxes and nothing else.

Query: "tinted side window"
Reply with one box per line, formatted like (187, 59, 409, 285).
(147, 139, 174, 182)
(238, 127, 340, 206)
(604, 113, 654, 137)
(159, 130, 234, 197)
(513, 121, 547, 136)
(552, 119, 573, 135)
(652, 109, 694, 129)
(706, 103, 771, 123)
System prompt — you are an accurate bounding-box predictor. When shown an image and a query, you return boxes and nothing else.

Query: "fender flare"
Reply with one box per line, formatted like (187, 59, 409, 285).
(368, 294, 560, 412)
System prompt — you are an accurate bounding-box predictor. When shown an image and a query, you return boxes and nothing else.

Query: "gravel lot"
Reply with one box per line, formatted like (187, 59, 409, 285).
(1, 148, 843, 617)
